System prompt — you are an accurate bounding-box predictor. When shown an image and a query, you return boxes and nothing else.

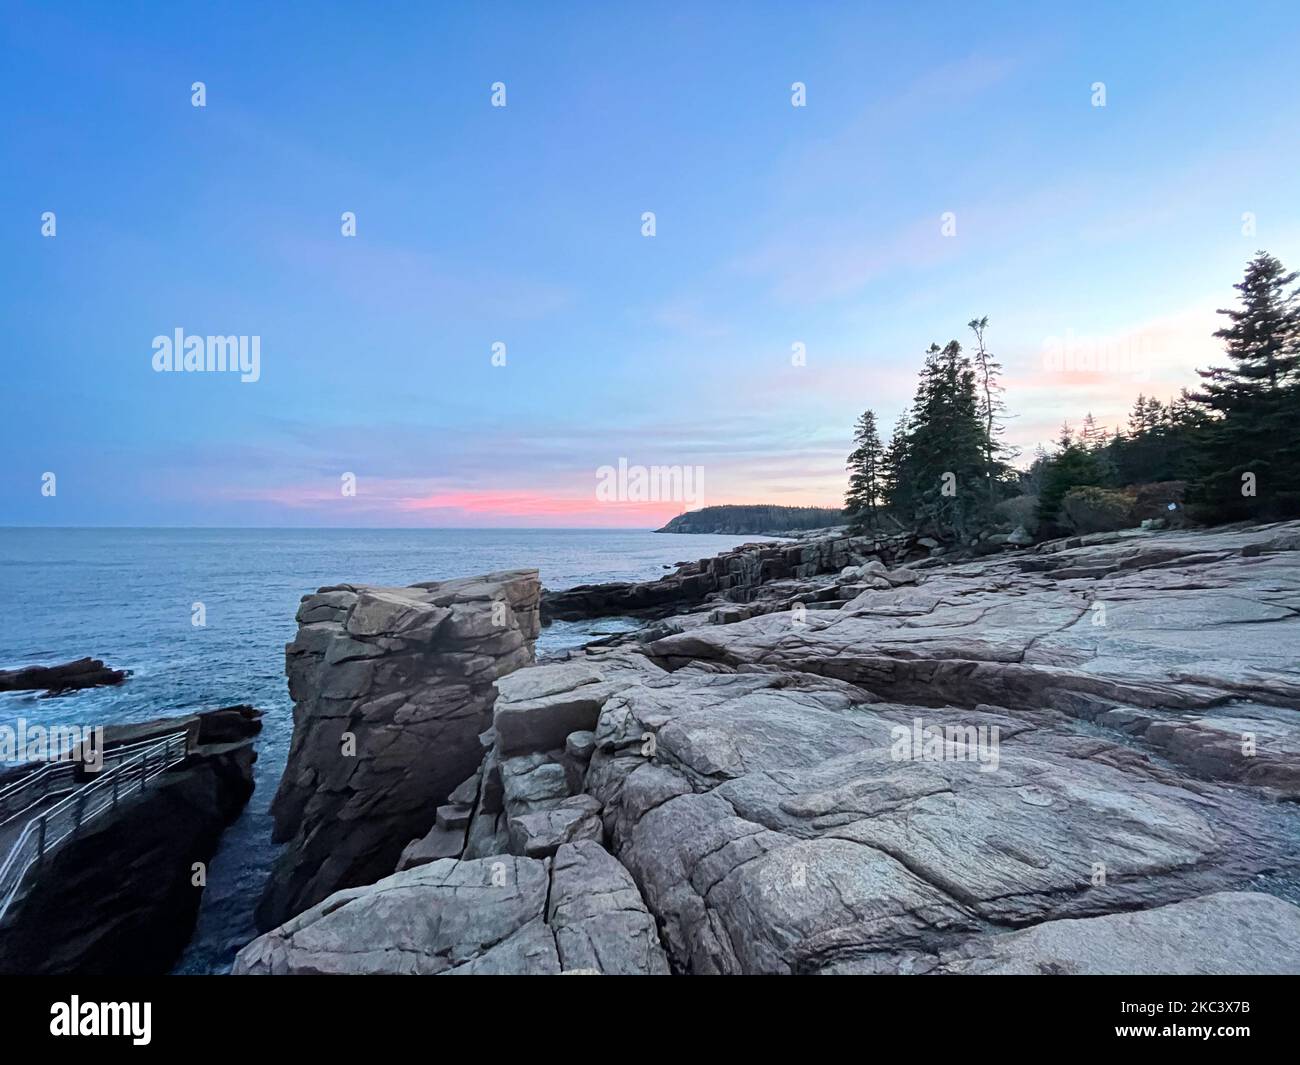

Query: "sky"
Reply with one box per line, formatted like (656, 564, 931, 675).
(2, 0, 1299, 528)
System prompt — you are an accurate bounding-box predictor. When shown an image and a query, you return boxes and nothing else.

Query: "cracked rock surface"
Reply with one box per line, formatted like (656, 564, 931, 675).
(234, 841, 668, 975)
(248, 523, 1300, 974)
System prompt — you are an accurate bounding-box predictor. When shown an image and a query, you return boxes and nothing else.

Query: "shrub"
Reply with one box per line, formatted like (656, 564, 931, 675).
(1131, 481, 1188, 524)
(1060, 487, 1135, 534)
(994, 494, 1039, 534)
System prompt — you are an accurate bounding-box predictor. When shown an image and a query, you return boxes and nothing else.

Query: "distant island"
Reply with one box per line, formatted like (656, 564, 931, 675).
(656, 504, 844, 535)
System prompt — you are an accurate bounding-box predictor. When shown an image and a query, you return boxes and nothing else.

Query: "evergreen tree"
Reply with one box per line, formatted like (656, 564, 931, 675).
(896, 340, 989, 538)
(1080, 411, 1107, 449)
(843, 410, 885, 529)
(967, 316, 1014, 503)
(1144, 395, 1165, 431)
(881, 410, 911, 519)
(1128, 394, 1148, 435)
(1038, 443, 1102, 527)
(1189, 252, 1300, 519)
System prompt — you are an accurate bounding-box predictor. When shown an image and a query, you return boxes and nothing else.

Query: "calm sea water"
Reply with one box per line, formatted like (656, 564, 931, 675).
(0, 527, 769, 973)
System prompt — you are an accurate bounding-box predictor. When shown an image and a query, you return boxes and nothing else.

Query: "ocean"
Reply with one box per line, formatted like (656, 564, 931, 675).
(0, 527, 769, 973)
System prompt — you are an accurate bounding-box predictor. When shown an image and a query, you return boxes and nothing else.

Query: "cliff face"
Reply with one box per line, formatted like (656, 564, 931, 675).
(236, 521, 1300, 975)
(0, 706, 261, 975)
(257, 570, 541, 930)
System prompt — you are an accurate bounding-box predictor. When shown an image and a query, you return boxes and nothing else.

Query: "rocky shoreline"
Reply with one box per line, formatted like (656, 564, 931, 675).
(236, 520, 1300, 975)
(541, 528, 933, 621)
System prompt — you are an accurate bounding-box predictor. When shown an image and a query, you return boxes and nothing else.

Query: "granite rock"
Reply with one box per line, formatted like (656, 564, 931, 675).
(256, 570, 541, 929)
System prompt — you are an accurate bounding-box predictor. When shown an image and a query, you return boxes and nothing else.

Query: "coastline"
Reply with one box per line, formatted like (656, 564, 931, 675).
(238, 519, 1300, 974)
(6, 521, 1300, 974)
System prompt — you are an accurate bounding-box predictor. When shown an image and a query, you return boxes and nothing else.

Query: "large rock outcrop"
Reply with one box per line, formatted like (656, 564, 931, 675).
(246, 522, 1300, 975)
(257, 570, 541, 930)
(0, 706, 261, 975)
(645, 521, 1300, 795)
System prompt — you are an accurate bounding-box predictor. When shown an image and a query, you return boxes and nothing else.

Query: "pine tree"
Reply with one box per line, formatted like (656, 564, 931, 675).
(881, 411, 911, 519)
(897, 340, 989, 538)
(1038, 443, 1102, 527)
(967, 316, 1014, 503)
(1128, 394, 1148, 436)
(1189, 252, 1300, 519)
(1081, 411, 1105, 448)
(1144, 396, 1164, 431)
(843, 410, 885, 529)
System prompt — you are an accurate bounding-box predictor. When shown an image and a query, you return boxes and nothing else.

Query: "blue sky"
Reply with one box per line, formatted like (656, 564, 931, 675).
(3, 0, 1298, 526)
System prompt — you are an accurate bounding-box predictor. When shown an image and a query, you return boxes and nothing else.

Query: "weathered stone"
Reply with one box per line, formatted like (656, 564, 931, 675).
(248, 521, 1300, 975)
(536, 522, 1300, 973)
(500, 753, 571, 817)
(395, 824, 464, 870)
(435, 804, 472, 831)
(508, 795, 603, 857)
(565, 730, 596, 761)
(234, 844, 668, 976)
(935, 892, 1300, 975)
(257, 570, 541, 930)
(548, 841, 670, 975)
(541, 532, 932, 620)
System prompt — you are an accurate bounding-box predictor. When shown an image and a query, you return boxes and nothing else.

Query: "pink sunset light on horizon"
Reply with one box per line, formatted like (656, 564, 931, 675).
(210, 481, 817, 528)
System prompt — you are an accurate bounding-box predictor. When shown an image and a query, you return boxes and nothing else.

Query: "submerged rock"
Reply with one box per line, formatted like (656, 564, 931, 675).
(0, 657, 128, 696)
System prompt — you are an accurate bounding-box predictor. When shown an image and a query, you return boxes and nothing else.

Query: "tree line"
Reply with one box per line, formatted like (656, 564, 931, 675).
(844, 252, 1300, 538)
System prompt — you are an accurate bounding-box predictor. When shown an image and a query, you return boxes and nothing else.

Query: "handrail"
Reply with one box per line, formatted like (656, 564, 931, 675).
(0, 728, 192, 828)
(0, 729, 191, 921)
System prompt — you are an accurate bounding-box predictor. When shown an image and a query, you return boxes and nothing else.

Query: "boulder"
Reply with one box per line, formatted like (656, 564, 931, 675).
(508, 795, 603, 857)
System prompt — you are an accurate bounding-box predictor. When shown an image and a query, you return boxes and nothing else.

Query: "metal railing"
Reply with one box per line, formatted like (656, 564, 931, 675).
(0, 729, 190, 920)
(0, 730, 195, 828)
